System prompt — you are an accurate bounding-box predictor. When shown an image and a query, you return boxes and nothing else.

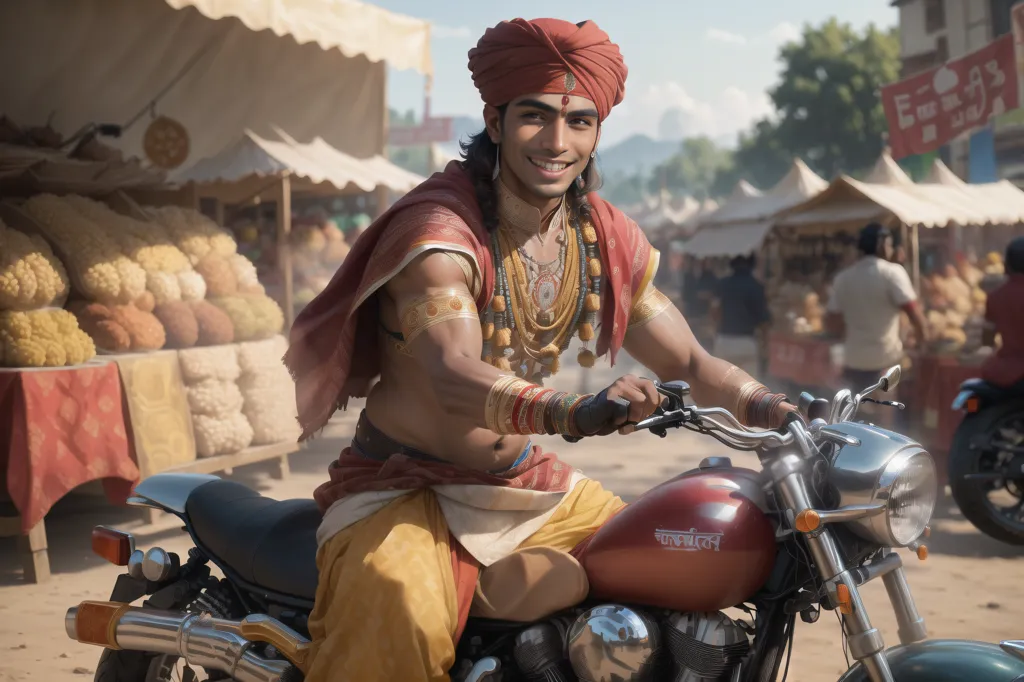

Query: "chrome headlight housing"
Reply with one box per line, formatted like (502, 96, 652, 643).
(826, 422, 938, 547)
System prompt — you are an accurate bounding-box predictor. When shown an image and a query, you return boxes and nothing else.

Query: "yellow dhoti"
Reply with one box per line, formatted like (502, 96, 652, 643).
(305, 479, 624, 682)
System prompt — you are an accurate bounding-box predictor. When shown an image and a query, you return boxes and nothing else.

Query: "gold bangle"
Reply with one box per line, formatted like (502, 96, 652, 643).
(400, 289, 478, 344)
(485, 375, 529, 434)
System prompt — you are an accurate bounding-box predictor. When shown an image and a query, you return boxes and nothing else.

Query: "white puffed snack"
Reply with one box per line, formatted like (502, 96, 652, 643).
(243, 404, 300, 445)
(177, 270, 207, 301)
(237, 335, 289, 375)
(186, 378, 244, 417)
(147, 271, 182, 304)
(238, 365, 291, 394)
(193, 411, 254, 457)
(178, 344, 240, 383)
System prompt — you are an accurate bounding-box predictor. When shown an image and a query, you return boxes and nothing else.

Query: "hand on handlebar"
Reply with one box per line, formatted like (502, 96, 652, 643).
(573, 374, 663, 437)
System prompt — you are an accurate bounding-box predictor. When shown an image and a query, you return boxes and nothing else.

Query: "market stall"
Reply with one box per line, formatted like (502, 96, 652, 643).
(176, 127, 425, 326)
(769, 151, 1024, 458)
(0, 0, 435, 583)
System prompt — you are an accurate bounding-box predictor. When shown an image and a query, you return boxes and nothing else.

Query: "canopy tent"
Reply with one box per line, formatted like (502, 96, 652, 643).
(778, 151, 1024, 231)
(179, 127, 425, 204)
(683, 160, 825, 257)
(178, 127, 425, 329)
(0, 0, 433, 170)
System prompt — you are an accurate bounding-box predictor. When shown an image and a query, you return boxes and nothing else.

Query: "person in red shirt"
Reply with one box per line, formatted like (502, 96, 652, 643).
(981, 237, 1024, 387)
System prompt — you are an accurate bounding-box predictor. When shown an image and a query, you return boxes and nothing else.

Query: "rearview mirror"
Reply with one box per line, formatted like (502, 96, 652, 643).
(880, 365, 901, 393)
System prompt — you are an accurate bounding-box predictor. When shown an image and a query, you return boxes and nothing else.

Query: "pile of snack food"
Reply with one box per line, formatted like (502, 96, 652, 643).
(920, 257, 997, 355)
(3, 196, 285, 359)
(768, 281, 826, 336)
(0, 216, 95, 367)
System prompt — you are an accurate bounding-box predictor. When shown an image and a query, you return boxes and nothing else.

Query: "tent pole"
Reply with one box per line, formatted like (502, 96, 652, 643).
(277, 174, 294, 331)
(910, 223, 921, 293)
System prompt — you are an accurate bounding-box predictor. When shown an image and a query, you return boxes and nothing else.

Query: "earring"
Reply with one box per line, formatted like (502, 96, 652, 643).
(576, 174, 585, 190)
(492, 146, 501, 181)
(591, 151, 596, 159)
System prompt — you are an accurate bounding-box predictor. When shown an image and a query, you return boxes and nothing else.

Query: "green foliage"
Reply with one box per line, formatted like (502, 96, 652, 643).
(601, 18, 900, 205)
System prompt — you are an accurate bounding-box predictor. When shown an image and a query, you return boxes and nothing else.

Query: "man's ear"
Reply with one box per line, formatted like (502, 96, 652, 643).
(483, 104, 503, 144)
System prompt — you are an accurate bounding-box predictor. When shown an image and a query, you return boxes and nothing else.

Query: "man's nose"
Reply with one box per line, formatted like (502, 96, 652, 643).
(539, 119, 570, 155)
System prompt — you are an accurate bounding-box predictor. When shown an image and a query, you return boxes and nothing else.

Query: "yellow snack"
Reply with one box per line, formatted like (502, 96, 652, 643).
(0, 220, 70, 310)
(0, 309, 96, 367)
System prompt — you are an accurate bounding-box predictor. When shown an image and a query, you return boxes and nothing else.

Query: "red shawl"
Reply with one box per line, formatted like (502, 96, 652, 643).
(284, 162, 655, 441)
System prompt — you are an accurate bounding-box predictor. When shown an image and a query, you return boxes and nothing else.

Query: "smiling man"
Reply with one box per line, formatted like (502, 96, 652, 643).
(286, 17, 795, 682)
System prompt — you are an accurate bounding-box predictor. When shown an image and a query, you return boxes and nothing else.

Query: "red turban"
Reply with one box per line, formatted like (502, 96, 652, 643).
(467, 18, 627, 122)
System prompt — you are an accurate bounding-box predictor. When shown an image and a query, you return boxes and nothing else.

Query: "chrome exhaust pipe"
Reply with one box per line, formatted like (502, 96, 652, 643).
(66, 604, 297, 682)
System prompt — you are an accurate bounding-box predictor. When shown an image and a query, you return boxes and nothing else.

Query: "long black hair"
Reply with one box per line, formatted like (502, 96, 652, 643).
(458, 105, 603, 232)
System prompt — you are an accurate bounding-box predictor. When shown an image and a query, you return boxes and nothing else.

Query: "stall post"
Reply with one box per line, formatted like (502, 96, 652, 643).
(276, 173, 294, 330)
(910, 223, 921, 293)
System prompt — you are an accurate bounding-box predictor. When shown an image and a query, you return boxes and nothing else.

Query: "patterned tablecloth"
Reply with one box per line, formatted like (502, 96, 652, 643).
(0, 361, 140, 532)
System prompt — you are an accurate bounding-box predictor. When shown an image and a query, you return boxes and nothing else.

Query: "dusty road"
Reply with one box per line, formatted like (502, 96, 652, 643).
(1, 359, 1022, 681)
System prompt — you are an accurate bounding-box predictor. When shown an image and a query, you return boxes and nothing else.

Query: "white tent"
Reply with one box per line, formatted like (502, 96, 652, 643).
(0, 0, 433, 169)
(683, 160, 825, 257)
(178, 127, 425, 202)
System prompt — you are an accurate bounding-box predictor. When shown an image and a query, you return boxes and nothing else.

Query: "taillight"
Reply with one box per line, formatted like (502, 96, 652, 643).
(91, 526, 135, 566)
(966, 397, 980, 413)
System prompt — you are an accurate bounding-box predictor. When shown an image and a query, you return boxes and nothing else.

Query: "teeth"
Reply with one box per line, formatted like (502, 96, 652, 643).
(531, 158, 569, 172)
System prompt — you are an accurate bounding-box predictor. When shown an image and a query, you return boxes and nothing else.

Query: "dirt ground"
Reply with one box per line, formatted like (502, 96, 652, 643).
(1, 360, 1022, 682)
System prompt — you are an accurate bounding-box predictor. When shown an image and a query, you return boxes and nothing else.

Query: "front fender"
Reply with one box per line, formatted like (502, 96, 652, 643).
(836, 640, 1024, 682)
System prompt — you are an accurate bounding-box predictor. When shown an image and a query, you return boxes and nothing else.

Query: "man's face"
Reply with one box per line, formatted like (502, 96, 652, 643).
(881, 235, 894, 261)
(485, 93, 600, 205)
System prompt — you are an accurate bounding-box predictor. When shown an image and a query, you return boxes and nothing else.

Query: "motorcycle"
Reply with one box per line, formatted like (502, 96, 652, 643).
(65, 366, 1024, 682)
(949, 377, 1024, 544)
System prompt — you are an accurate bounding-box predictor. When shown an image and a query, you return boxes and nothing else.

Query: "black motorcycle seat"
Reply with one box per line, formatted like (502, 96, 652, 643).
(184, 480, 319, 601)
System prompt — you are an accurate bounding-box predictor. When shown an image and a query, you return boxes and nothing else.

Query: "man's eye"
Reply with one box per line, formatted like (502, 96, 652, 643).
(570, 118, 592, 127)
(522, 112, 543, 122)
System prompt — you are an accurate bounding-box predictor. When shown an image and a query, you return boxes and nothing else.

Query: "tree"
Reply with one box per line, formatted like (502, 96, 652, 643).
(769, 19, 900, 179)
(647, 136, 733, 199)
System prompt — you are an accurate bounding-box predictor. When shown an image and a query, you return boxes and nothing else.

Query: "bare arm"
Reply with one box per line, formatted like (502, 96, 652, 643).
(902, 301, 929, 348)
(622, 287, 790, 426)
(385, 251, 504, 427)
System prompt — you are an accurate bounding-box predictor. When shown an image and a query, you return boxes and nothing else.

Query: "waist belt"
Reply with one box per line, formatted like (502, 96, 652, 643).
(352, 410, 532, 474)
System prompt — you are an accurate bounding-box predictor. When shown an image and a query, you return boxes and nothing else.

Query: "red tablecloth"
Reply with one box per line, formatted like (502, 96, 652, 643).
(0, 362, 140, 532)
(768, 332, 840, 389)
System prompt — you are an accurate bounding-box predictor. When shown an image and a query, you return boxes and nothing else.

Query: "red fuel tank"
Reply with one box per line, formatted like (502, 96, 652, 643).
(578, 466, 777, 612)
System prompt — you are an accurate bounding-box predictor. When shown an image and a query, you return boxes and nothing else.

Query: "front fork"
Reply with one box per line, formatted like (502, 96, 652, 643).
(770, 449, 927, 682)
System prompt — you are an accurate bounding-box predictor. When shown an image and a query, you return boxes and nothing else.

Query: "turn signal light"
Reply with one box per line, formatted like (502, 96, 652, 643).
(91, 527, 134, 566)
(794, 510, 821, 533)
(835, 584, 854, 615)
(923, 526, 931, 539)
(916, 545, 929, 561)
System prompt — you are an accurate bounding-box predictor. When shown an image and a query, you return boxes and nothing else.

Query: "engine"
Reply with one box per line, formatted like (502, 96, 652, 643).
(511, 604, 750, 682)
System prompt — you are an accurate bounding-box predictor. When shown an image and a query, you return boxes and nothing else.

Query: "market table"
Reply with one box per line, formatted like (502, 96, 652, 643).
(0, 361, 139, 583)
(767, 331, 842, 394)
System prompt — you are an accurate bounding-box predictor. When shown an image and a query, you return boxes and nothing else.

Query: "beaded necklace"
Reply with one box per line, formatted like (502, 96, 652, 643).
(481, 207, 602, 381)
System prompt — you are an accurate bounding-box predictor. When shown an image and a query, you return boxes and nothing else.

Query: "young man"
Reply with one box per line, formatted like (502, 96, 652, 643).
(712, 254, 770, 379)
(981, 237, 1024, 387)
(286, 18, 795, 682)
(827, 223, 928, 420)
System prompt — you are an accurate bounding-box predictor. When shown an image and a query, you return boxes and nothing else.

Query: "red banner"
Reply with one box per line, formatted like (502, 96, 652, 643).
(881, 34, 1018, 160)
(388, 117, 454, 147)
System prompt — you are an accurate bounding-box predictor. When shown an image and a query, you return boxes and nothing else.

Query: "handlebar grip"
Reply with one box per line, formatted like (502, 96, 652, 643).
(573, 393, 631, 437)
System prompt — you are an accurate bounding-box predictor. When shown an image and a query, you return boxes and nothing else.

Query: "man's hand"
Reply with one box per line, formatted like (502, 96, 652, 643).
(574, 374, 662, 436)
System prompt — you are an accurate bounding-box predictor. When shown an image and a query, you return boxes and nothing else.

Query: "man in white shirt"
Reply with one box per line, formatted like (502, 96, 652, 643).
(827, 223, 928, 423)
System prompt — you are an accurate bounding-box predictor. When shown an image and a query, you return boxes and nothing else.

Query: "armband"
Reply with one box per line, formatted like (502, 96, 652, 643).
(485, 375, 591, 437)
(628, 285, 673, 329)
(400, 289, 478, 343)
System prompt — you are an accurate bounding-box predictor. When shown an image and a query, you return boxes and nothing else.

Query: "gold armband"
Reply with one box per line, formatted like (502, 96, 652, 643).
(628, 285, 672, 329)
(400, 289, 478, 343)
(484, 375, 590, 437)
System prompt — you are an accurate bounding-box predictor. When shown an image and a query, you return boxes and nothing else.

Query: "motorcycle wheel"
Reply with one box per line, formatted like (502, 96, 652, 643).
(949, 399, 1024, 545)
(94, 649, 230, 681)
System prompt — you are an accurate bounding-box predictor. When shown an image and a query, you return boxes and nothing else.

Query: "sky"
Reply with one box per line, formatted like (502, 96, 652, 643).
(372, 0, 898, 147)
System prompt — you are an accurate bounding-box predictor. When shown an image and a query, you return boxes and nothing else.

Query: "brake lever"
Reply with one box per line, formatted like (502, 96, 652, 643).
(861, 397, 906, 411)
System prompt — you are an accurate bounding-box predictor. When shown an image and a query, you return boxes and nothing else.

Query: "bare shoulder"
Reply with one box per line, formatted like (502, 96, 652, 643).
(384, 202, 479, 301)
(386, 250, 473, 303)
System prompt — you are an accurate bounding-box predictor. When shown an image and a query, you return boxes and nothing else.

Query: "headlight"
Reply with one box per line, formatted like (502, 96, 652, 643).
(826, 422, 938, 547)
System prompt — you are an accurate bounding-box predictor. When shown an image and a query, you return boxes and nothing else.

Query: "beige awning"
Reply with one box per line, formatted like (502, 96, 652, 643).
(166, 0, 432, 75)
(0, 0, 430, 170)
(179, 128, 425, 202)
(683, 221, 773, 257)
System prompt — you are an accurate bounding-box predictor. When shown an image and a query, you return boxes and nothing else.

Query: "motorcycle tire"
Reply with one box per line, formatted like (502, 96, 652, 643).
(94, 649, 230, 682)
(949, 399, 1024, 545)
